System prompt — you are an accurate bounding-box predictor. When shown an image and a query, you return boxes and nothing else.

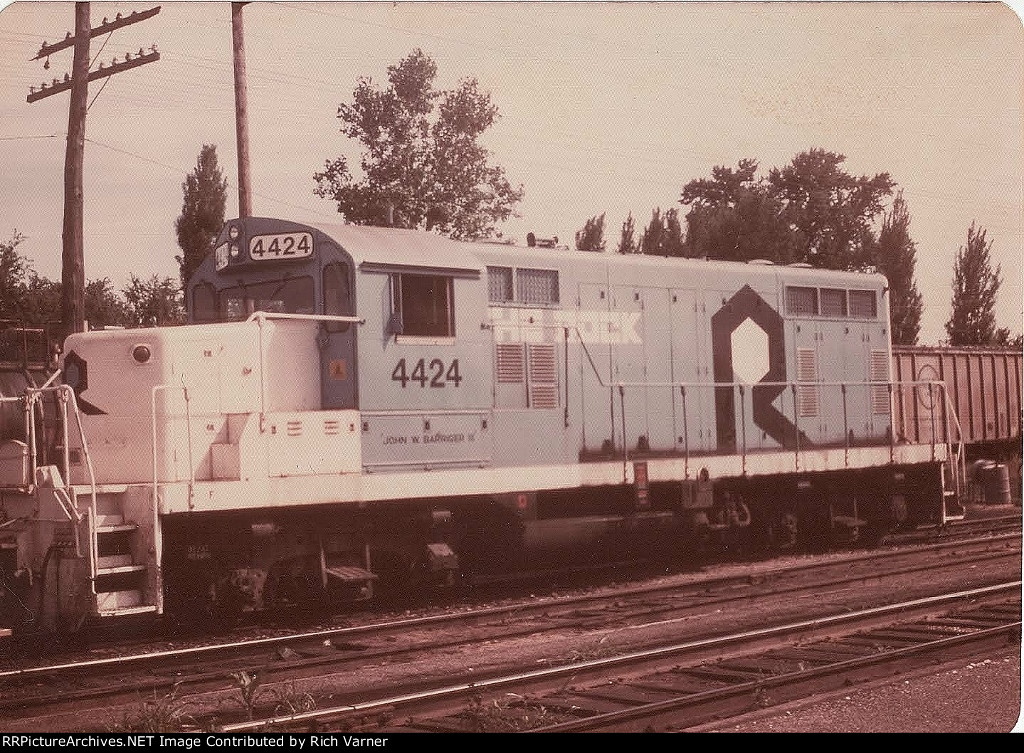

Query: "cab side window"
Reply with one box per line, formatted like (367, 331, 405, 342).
(322, 263, 352, 332)
(391, 273, 454, 338)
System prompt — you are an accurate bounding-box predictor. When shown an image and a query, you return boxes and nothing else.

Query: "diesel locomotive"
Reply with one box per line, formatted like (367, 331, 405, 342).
(0, 216, 999, 635)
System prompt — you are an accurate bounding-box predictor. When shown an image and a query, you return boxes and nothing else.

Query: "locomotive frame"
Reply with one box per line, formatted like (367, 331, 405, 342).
(0, 217, 995, 635)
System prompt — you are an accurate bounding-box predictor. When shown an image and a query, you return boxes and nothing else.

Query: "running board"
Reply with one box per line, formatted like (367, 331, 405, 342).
(324, 565, 377, 583)
(96, 589, 159, 616)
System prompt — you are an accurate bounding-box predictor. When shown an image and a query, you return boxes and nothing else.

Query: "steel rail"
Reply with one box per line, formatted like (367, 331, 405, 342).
(216, 581, 1021, 732)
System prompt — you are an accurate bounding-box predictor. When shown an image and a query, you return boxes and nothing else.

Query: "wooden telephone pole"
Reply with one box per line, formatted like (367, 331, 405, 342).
(27, 4, 160, 336)
(231, 2, 252, 219)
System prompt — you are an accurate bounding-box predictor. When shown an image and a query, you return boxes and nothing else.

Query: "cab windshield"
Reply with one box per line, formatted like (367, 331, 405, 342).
(218, 277, 315, 321)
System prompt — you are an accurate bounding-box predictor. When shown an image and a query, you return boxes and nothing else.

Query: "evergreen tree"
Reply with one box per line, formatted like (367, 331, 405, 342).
(175, 144, 228, 287)
(873, 192, 923, 345)
(639, 208, 685, 257)
(575, 213, 606, 251)
(617, 213, 637, 254)
(945, 222, 1002, 345)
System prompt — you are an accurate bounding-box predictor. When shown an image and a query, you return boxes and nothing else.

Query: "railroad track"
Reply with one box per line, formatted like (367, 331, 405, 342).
(1, 527, 1018, 732)
(374, 587, 1020, 733)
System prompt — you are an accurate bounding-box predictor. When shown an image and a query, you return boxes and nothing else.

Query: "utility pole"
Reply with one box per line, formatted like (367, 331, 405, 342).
(27, 4, 161, 336)
(61, 4, 90, 336)
(231, 2, 252, 218)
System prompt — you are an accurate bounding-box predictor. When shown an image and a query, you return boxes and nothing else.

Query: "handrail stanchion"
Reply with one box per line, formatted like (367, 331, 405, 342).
(888, 383, 895, 464)
(929, 382, 936, 461)
(791, 384, 800, 471)
(680, 385, 689, 479)
(842, 384, 849, 467)
(738, 384, 746, 476)
(618, 384, 627, 480)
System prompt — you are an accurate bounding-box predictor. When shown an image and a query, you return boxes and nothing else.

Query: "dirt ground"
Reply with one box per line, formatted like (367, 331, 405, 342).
(701, 648, 1022, 733)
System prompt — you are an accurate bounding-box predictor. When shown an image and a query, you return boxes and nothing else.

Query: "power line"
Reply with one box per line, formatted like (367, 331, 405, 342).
(0, 134, 60, 141)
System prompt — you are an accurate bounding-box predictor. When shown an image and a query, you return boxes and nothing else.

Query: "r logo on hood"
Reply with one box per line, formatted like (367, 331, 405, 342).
(62, 350, 106, 415)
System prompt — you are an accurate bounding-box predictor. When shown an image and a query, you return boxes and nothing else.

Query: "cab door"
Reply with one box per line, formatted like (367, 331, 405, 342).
(320, 262, 357, 409)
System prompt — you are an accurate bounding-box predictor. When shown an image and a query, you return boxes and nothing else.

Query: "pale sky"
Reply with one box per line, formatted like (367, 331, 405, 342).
(1, 1, 1021, 344)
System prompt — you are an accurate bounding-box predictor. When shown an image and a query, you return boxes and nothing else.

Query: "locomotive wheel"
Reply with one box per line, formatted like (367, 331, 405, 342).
(768, 511, 799, 550)
(367, 549, 418, 602)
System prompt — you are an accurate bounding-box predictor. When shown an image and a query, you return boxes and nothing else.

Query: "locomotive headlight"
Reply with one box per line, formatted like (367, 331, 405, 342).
(132, 344, 152, 364)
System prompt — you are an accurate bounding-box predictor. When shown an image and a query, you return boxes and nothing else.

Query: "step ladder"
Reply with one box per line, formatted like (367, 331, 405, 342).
(85, 487, 159, 618)
(941, 460, 967, 524)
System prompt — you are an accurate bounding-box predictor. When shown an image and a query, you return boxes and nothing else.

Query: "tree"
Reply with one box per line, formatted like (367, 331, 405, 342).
(1, 232, 29, 321)
(175, 144, 228, 287)
(12, 274, 134, 330)
(84, 279, 132, 330)
(123, 275, 185, 328)
(575, 214, 606, 252)
(871, 192, 923, 345)
(767, 149, 894, 270)
(680, 159, 794, 262)
(17, 273, 61, 328)
(945, 222, 1002, 346)
(617, 213, 638, 254)
(639, 208, 685, 257)
(314, 49, 524, 239)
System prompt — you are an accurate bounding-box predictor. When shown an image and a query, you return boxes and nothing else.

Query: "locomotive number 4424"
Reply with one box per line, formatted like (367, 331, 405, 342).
(392, 358, 462, 388)
(249, 232, 313, 261)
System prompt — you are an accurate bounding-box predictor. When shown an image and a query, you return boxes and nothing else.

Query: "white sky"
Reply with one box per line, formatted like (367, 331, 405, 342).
(0, 1, 1021, 345)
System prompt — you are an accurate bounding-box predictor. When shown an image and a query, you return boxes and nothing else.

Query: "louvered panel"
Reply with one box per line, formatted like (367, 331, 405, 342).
(527, 344, 557, 383)
(527, 343, 558, 409)
(870, 349, 891, 415)
(496, 343, 525, 383)
(529, 384, 558, 409)
(796, 347, 819, 418)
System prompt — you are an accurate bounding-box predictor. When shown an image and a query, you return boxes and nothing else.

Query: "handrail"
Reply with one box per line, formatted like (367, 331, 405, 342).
(59, 385, 99, 592)
(0, 385, 99, 588)
(244, 312, 364, 325)
(570, 327, 959, 474)
(939, 386, 968, 502)
(151, 384, 196, 514)
(245, 311, 364, 433)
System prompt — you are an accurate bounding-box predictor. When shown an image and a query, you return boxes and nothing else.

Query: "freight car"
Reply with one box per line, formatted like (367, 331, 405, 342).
(892, 344, 1022, 458)
(0, 218, 973, 635)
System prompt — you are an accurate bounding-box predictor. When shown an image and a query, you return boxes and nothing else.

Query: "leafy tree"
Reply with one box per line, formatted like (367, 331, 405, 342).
(1, 232, 29, 321)
(11, 273, 132, 330)
(945, 222, 1002, 346)
(84, 278, 132, 330)
(871, 192, 923, 345)
(996, 330, 1023, 349)
(17, 273, 61, 328)
(617, 213, 638, 254)
(175, 144, 228, 287)
(575, 213, 606, 252)
(767, 149, 894, 270)
(680, 159, 794, 262)
(639, 208, 685, 257)
(314, 49, 524, 239)
(123, 275, 185, 327)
